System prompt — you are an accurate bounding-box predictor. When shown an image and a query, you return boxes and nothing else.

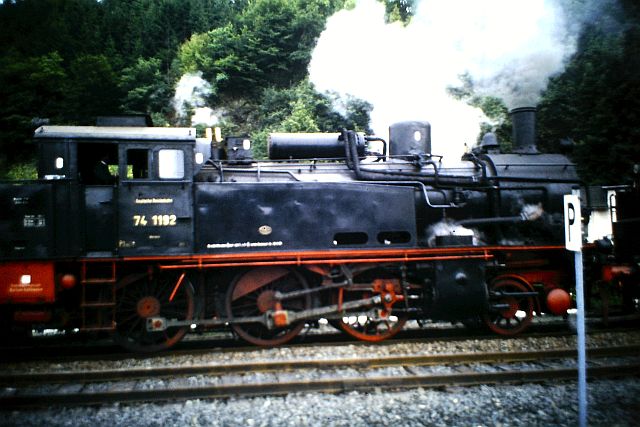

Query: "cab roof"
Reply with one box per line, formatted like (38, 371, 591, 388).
(33, 126, 196, 142)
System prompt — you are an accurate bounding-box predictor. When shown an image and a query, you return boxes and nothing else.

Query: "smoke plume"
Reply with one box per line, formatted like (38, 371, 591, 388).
(173, 72, 219, 126)
(309, 0, 580, 159)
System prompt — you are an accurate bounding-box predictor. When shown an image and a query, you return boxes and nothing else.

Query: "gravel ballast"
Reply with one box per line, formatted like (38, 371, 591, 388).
(2, 379, 640, 427)
(2, 329, 639, 426)
(4, 330, 640, 374)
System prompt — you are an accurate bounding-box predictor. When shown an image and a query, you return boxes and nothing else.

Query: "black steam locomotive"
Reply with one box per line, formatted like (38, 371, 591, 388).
(0, 109, 635, 351)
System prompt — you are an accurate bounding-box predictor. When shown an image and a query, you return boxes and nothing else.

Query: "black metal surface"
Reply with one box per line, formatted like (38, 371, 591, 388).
(510, 107, 538, 153)
(225, 136, 253, 163)
(37, 139, 73, 179)
(117, 182, 194, 255)
(453, 151, 579, 245)
(613, 187, 640, 261)
(96, 115, 153, 127)
(195, 182, 416, 253)
(0, 182, 55, 258)
(53, 181, 82, 256)
(427, 259, 488, 320)
(84, 186, 116, 253)
(389, 121, 431, 156)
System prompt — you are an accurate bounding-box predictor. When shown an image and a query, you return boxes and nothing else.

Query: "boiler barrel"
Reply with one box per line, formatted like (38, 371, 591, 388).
(268, 132, 365, 160)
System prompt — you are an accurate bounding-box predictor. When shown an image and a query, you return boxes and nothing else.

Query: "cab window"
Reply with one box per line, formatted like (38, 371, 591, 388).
(126, 149, 149, 179)
(158, 149, 184, 179)
(78, 143, 118, 185)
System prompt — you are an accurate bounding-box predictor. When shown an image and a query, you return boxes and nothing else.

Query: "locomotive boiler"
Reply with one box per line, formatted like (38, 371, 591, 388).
(0, 108, 583, 351)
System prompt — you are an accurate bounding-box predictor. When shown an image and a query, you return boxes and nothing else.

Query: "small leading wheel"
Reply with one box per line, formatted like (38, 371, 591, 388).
(226, 267, 311, 346)
(483, 277, 535, 336)
(114, 271, 195, 352)
(334, 278, 407, 342)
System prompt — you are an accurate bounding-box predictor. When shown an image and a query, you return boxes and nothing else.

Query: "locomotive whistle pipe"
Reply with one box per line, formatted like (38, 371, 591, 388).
(456, 202, 546, 227)
(456, 216, 526, 227)
(365, 136, 387, 157)
(342, 129, 488, 187)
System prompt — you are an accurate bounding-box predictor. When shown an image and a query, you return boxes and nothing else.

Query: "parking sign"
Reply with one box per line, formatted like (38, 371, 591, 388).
(564, 194, 582, 252)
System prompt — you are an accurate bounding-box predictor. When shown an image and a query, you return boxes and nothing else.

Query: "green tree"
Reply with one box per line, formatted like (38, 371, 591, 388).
(0, 0, 104, 60)
(119, 57, 172, 115)
(239, 0, 344, 87)
(0, 52, 67, 162)
(64, 54, 122, 124)
(537, 0, 640, 184)
(0, 0, 356, 167)
(176, 0, 345, 101)
(279, 99, 320, 133)
(177, 24, 262, 99)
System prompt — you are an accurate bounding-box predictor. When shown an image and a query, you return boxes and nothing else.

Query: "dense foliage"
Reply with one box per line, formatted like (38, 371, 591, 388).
(0, 0, 638, 184)
(0, 0, 364, 172)
(448, 0, 640, 185)
(537, 0, 640, 184)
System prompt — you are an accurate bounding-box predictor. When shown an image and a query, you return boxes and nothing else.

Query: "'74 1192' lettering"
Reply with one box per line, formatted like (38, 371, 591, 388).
(133, 214, 177, 226)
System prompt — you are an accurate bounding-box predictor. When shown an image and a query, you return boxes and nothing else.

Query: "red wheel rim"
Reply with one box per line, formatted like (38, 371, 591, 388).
(483, 278, 534, 336)
(334, 277, 407, 342)
(114, 271, 194, 352)
(226, 267, 310, 346)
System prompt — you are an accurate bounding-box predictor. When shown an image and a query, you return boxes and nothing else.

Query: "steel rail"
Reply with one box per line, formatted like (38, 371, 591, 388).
(1, 362, 639, 409)
(2, 321, 638, 364)
(2, 345, 638, 386)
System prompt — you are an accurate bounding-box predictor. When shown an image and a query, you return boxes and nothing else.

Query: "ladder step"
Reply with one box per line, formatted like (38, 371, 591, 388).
(81, 325, 116, 332)
(81, 302, 116, 308)
(80, 261, 117, 332)
(82, 279, 117, 285)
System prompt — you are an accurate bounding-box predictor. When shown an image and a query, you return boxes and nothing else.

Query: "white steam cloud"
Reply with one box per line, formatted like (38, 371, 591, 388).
(173, 72, 219, 126)
(457, 1, 574, 107)
(309, 0, 577, 159)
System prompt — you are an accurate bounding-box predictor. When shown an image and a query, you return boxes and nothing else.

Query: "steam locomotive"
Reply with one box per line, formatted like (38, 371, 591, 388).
(0, 109, 636, 351)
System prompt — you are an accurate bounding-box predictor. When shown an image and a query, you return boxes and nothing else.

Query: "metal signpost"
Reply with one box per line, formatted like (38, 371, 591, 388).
(564, 194, 587, 427)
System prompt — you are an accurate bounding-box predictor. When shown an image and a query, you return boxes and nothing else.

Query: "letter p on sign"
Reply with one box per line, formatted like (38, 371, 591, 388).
(564, 194, 582, 252)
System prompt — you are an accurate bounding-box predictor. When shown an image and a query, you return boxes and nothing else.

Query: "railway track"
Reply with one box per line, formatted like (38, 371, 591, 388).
(2, 315, 638, 364)
(2, 345, 639, 409)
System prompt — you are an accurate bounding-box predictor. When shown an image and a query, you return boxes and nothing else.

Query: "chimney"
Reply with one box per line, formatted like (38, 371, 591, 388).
(509, 107, 538, 153)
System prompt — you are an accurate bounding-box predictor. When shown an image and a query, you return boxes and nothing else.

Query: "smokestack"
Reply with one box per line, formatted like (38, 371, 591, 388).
(510, 107, 538, 153)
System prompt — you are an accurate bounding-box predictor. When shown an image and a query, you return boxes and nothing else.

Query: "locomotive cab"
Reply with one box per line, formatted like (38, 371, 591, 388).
(32, 125, 197, 257)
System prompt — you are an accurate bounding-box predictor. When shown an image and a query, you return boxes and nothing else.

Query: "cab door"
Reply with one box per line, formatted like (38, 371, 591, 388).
(81, 142, 118, 255)
(85, 186, 116, 254)
(117, 145, 193, 256)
